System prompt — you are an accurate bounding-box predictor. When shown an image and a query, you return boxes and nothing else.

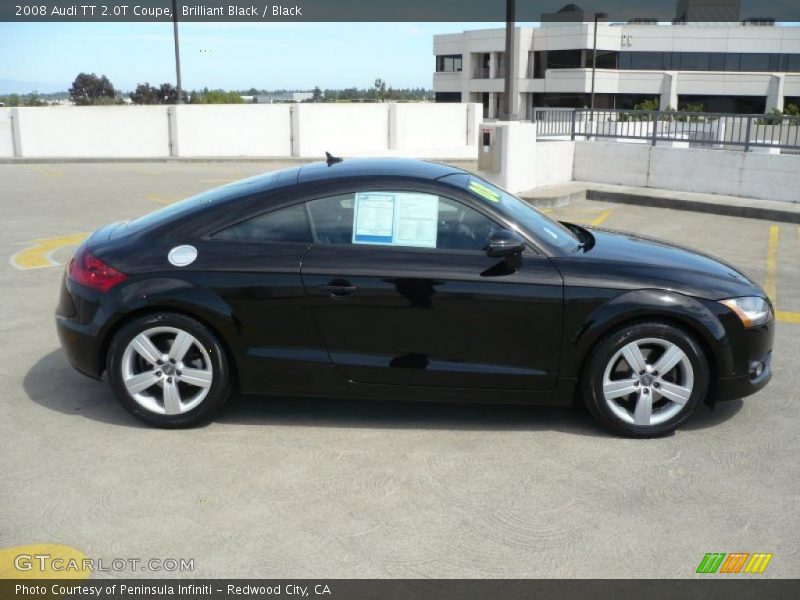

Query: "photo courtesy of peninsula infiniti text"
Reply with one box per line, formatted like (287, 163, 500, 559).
(55, 157, 775, 437)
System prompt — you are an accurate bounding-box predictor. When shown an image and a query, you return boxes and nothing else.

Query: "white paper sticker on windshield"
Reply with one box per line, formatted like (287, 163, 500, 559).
(353, 192, 438, 248)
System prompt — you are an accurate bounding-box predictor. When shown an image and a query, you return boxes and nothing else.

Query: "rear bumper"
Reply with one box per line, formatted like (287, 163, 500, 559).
(56, 315, 104, 379)
(55, 274, 105, 379)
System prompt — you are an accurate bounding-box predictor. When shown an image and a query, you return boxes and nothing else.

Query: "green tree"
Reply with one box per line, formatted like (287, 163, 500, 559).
(130, 83, 158, 104)
(188, 88, 244, 104)
(373, 78, 387, 102)
(633, 98, 659, 111)
(69, 72, 116, 105)
(311, 86, 323, 102)
(784, 103, 800, 117)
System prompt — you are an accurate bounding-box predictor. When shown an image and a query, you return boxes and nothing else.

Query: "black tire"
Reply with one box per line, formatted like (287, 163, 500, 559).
(582, 321, 709, 438)
(107, 312, 230, 428)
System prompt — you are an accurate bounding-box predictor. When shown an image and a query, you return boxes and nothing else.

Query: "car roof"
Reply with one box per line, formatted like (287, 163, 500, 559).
(297, 157, 466, 184)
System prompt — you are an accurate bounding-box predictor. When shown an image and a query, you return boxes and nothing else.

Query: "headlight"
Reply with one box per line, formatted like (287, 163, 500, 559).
(719, 296, 773, 327)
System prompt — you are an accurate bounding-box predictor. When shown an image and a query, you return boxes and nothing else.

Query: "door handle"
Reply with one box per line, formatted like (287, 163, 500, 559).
(319, 280, 357, 297)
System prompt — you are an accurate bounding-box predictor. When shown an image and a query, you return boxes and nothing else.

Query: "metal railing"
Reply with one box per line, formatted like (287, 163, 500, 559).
(533, 108, 800, 152)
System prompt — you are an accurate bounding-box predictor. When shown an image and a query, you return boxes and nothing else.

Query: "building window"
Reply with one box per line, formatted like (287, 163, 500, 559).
(594, 50, 619, 69)
(617, 51, 800, 73)
(435, 92, 461, 103)
(547, 49, 584, 69)
(436, 54, 462, 73)
(678, 95, 766, 114)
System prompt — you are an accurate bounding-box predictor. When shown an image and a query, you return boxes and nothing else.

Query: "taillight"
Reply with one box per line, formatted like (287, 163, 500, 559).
(67, 247, 126, 292)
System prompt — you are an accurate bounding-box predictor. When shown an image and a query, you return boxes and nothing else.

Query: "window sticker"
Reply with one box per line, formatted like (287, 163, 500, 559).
(353, 192, 439, 248)
(467, 179, 501, 203)
(353, 192, 395, 244)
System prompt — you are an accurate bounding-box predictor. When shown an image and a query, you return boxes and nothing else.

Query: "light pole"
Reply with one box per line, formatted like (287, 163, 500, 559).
(589, 11, 608, 118)
(172, 0, 183, 104)
(502, 0, 516, 120)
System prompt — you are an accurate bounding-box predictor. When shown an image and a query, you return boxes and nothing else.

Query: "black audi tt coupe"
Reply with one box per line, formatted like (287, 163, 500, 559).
(56, 157, 774, 436)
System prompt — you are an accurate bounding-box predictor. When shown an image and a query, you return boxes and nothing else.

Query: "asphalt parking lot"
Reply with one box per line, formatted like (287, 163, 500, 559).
(1, 161, 799, 578)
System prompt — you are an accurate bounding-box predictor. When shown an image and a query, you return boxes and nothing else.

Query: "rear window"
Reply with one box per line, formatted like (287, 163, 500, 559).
(126, 187, 238, 233)
(125, 167, 300, 233)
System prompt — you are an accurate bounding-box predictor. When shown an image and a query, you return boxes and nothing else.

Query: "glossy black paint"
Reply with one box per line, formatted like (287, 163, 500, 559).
(56, 158, 774, 409)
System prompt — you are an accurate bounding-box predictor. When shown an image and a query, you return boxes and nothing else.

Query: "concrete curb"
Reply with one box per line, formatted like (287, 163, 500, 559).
(522, 186, 800, 224)
(585, 189, 800, 225)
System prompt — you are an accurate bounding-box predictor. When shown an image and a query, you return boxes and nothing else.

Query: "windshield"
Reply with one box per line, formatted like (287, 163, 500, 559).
(449, 174, 580, 252)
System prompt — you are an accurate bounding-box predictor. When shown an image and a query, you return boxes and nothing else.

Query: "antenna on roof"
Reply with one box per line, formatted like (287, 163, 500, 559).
(325, 152, 343, 167)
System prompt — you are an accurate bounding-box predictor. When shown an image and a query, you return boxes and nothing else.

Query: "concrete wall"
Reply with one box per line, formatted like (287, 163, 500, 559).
(0, 109, 14, 157)
(15, 107, 170, 158)
(476, 122, 574, 193)
(293, 103, 389, 157)
(4, 103, 481, 160)
(173, 104, 291, 157)
(573, 140, 800, 202)
(391, 103, 478, 157)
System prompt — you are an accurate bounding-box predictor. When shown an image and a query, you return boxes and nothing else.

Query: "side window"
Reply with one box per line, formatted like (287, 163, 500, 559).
(436, 196, 501, 251)
(212, 204, 311, 243)
(306, 192, 500, 252)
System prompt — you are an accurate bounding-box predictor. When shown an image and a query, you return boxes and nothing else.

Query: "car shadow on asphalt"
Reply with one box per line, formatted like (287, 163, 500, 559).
(25, 349, 743, 436)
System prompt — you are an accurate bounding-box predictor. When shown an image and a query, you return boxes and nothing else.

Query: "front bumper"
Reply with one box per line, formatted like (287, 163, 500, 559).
(711, 307, 775, 402)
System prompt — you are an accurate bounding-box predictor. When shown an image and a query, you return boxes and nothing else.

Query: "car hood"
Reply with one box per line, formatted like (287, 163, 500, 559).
(562, 227, 764, 300)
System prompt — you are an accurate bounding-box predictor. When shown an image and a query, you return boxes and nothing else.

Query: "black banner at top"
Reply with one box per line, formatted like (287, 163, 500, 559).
(2, 0, 800, 22)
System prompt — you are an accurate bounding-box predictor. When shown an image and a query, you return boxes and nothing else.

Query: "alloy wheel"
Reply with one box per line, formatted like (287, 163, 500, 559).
(601, 337, 694, 427)
(120, 326, 213, 415)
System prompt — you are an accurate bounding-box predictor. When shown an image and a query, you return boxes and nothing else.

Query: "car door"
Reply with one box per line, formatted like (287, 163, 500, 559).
(300, 184, 564, 391)
(202, 201, 331, 395)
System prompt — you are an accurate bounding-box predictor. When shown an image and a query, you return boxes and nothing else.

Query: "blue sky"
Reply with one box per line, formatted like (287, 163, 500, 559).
(0, 22, 514, 93)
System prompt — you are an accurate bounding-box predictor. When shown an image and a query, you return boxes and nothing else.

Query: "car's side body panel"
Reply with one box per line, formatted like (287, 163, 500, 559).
(55, 159, 774, 414)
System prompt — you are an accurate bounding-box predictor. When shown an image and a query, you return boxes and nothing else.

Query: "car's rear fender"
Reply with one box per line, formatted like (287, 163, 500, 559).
(97, 276, 243, 380)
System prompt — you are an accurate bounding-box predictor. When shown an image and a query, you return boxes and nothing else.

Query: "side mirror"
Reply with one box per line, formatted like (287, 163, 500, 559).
(485, 229, 525, 258)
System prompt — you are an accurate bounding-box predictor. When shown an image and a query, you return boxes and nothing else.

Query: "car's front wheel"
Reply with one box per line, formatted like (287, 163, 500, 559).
(582, 321, 709, 438)
(107, 312, 230, 427)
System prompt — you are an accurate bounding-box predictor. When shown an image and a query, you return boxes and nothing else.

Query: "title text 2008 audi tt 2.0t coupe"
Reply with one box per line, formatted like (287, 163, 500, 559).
(56, 157, 774, 437)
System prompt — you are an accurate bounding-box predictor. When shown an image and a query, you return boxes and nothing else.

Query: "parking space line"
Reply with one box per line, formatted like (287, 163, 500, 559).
(590, 210, 613, 227)
(765, 224, 779, 304)
(777, 310, 800, 324)
(9, 232, 88, 270)
(30, 165, 63, 177)
(145, 194, 177, 204)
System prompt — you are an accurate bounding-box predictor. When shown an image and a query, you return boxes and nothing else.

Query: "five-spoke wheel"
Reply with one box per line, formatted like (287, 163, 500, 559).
(108, 313, 229, 427)
(583, 322, 708, 437)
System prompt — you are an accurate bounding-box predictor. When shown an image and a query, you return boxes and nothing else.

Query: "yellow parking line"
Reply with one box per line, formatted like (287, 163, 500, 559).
(145, 194, 178, 204)
(777, 310, 800, 324)
(764, 225, 779, 304)
(30, 165, 63, 177)
(9, 232, 89, 270)
(590, 209, 613, 227)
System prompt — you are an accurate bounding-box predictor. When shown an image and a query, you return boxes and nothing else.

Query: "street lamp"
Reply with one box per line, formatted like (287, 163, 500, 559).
(502, 0, 516, 120)
(589, 11, 608, 119)
(172, 0, 183, 104)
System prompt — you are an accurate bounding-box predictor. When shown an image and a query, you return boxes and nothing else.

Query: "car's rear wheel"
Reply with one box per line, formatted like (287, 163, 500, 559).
(107, 312, 230, 427)
(582, 321, 709, 438)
